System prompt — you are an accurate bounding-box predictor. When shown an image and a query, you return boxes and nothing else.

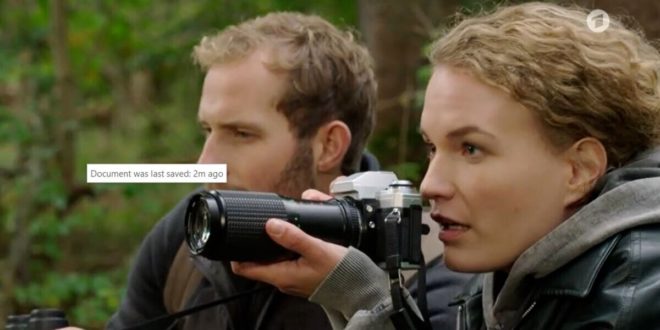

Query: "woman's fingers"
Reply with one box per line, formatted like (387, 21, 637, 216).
(232, 219, 347, 297)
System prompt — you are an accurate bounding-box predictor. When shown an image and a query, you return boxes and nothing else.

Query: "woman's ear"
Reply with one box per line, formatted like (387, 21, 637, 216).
(563, 137, 608, 206)
(311, 120, 352, 174)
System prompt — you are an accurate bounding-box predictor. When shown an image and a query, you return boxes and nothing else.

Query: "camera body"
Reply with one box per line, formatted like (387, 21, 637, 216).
(328, 171, 426, 269)
(185, 171, 427, 269)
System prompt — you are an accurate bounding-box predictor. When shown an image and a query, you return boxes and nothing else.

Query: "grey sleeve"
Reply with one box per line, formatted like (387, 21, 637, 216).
(309, 247, 420, 330)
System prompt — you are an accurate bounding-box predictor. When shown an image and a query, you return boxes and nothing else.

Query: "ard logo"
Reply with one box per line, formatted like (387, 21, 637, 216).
(587, 9, 610, 33)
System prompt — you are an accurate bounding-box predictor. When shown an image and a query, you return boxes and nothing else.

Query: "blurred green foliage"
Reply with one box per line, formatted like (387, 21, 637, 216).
(0, 0, 359, 328)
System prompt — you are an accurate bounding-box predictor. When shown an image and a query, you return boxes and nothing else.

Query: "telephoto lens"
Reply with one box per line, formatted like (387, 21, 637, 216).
(185, 171, 426, 267)
(185, 190, 364, 261)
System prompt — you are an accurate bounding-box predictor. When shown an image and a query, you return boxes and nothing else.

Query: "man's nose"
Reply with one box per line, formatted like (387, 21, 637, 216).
(197, 136, 223, 165)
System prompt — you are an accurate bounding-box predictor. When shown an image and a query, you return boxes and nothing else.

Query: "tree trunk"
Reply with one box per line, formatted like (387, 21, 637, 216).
(358, 0, 460, 169)
(50, 0, 76, 193)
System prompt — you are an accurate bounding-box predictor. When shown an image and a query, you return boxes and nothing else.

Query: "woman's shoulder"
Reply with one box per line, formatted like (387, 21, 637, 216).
(565, 224, 660, 327)
(607, 223, 660, 269)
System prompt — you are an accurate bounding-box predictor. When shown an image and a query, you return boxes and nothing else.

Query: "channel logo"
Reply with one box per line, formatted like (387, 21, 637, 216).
(586, 9, 610, 33)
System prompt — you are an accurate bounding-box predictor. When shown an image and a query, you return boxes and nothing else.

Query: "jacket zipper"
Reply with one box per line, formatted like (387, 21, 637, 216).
(520, 300, 537, 321)
(456, 304, 465, 330)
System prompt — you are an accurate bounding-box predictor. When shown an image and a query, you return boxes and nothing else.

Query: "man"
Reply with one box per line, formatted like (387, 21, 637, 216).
(106, 12, 377, 330)
(105, 12, 469, 330)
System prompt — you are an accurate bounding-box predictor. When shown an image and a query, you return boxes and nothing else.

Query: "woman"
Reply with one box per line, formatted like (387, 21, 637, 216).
(232, 2, 660, 329)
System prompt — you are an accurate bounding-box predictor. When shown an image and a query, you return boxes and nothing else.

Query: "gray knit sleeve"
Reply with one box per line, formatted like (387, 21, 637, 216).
(309, 247, 420, 329)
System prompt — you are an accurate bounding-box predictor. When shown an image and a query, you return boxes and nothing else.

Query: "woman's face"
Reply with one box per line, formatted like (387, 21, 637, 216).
(420, 65, 574, 272)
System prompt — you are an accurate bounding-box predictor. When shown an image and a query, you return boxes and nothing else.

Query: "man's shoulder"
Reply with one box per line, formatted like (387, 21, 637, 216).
(129, 188, 204, 288)
(106, 189, 205, 329)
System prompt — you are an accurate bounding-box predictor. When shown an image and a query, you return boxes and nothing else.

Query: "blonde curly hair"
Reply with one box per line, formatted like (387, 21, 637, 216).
(430, 2, 660, 167)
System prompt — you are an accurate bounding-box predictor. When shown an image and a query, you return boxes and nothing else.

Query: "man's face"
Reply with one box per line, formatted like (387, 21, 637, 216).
(420, 65, 571, 273)
(197, 51, 316, 198)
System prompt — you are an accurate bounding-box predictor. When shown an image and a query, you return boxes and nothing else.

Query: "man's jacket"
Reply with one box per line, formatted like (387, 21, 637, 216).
(106, 184, 334, 329)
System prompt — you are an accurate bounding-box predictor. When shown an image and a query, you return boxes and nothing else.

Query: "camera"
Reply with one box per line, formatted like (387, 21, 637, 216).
(184, 171, 428, 269)
(5, 309, 69, 330)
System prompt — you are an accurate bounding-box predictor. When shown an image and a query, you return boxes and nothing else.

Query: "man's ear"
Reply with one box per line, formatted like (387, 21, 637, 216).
(311, 120, 351, 174)
(563, 137, 608, 207)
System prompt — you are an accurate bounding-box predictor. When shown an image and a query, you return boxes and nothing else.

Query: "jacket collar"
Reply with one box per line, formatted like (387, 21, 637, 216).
(451, 232, 621, 305)
(452, 273, 484, 304)
(536, 234, 620, 297)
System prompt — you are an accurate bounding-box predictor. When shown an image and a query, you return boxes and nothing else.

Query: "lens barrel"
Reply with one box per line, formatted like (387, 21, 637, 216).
(185, 190, 364, 261)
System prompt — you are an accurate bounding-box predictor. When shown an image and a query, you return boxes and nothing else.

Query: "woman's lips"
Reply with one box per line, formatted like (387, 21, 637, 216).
(431, 213, 470, 242)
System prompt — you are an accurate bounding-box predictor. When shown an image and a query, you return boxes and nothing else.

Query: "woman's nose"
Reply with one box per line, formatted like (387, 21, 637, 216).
(420, 157, 456, 201)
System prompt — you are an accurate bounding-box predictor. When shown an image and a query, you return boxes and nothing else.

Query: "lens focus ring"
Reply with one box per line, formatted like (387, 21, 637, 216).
(219, 191, 288, 259)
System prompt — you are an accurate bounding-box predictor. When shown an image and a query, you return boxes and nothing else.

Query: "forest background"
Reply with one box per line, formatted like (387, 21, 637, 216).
(1, 0, 658, 328)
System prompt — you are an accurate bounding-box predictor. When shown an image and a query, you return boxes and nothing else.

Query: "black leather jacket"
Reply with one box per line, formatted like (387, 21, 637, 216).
(453, 148, 660, 330)
(453, 224, 660, 329)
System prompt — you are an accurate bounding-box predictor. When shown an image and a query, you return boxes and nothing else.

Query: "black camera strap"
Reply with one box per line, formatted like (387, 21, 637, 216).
(384, 209, 432, 330)
(121, 286, 270, 330)
(416, 253, 430, 323)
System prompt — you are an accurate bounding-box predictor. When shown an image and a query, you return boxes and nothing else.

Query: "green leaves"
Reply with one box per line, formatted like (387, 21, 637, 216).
(14, 271, 125, 325)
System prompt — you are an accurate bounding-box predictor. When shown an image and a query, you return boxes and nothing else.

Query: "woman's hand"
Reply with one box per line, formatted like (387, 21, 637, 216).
(231, 189, 348, 297)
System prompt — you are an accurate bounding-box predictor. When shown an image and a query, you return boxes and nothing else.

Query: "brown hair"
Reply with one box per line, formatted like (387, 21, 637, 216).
(193, 12, 377, 174)
(430, 2, 660, 167)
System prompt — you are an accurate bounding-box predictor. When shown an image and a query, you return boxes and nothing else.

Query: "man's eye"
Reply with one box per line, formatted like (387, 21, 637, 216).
(233, 130, 253, 139)
(201, 127, 211, 137)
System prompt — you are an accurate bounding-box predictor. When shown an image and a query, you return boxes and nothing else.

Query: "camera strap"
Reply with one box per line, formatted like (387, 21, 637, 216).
(383, 209, 432, 330)
(120, 286, 270, 330)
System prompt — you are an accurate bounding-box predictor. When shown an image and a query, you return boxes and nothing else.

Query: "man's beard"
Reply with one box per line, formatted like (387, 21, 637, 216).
(204, 139, 316, 198)
(271, 138, 316, 198)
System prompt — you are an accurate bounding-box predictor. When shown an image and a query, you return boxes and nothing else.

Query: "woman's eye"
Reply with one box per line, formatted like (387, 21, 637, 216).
(461, 143, 481, 157)
(425, 143, 436, 159)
